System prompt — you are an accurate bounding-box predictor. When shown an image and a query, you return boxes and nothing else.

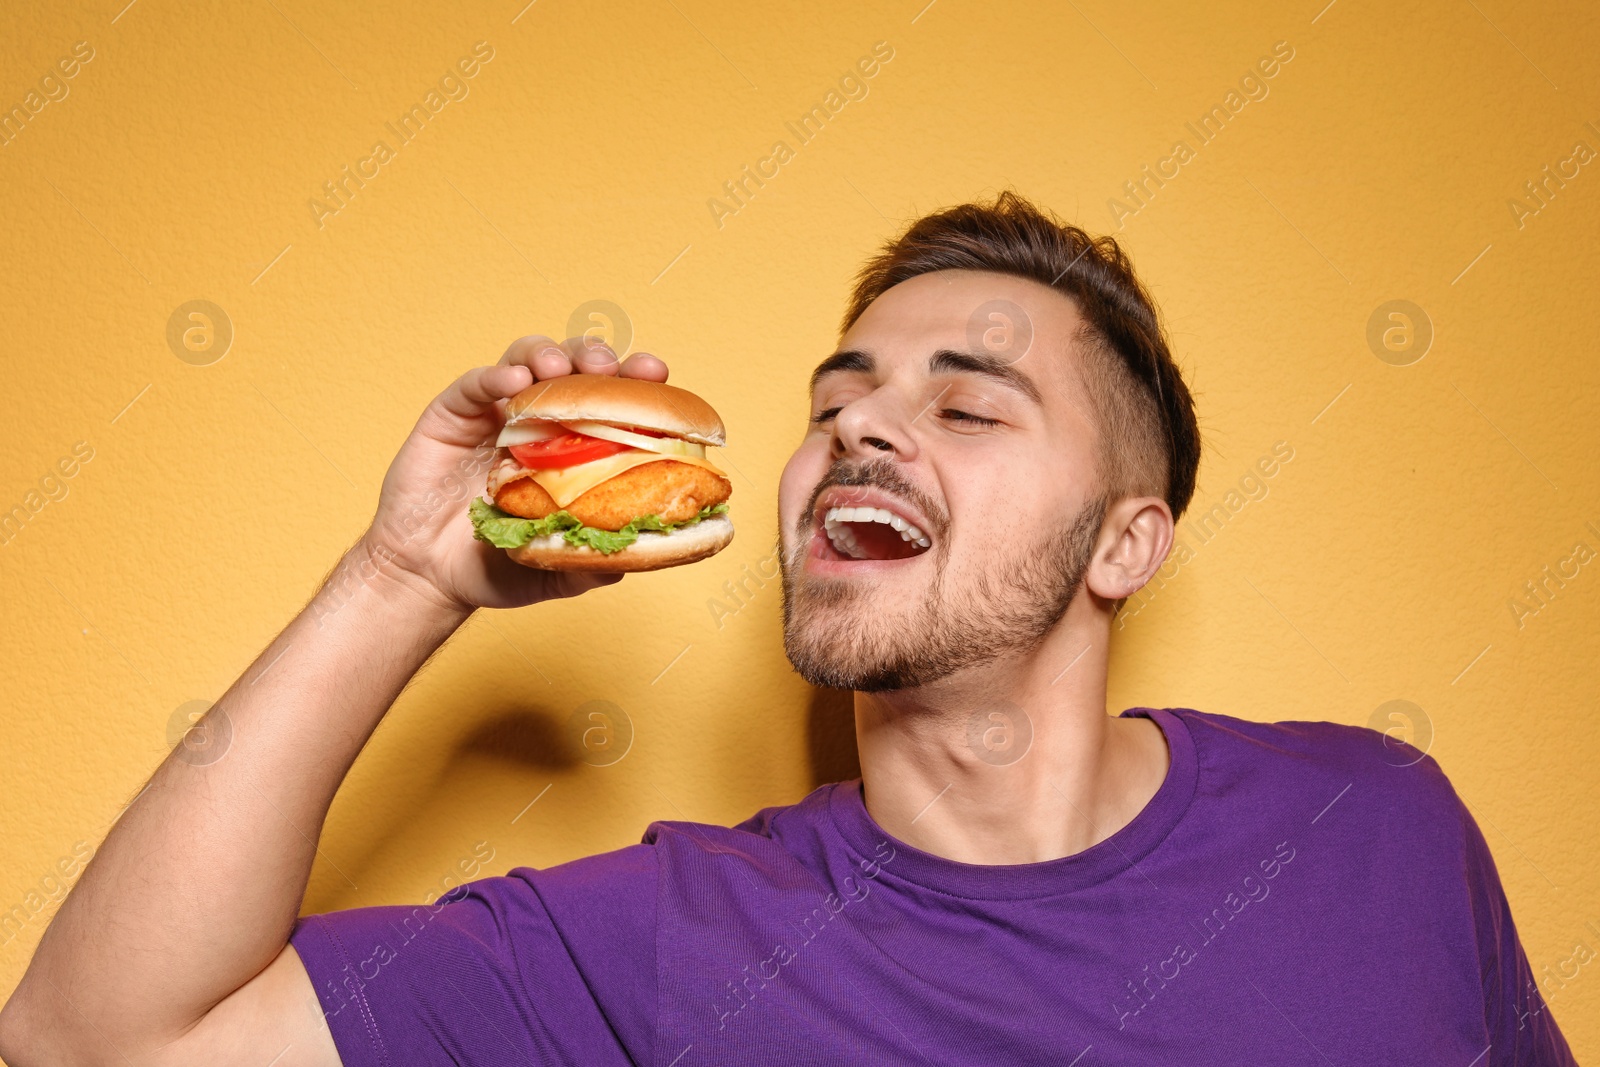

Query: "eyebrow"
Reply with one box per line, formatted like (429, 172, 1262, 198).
(808, 349, 874, 392)
(928, 348, 1044, 406)
(809, 348, 1044, 406)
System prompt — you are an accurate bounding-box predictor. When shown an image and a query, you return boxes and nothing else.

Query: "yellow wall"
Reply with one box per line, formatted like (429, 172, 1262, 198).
(2, 0, 1596, 1053)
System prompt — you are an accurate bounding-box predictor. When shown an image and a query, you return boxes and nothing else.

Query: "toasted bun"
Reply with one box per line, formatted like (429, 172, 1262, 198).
(504, 374, 726, 447)
(504, 516, 734, 572)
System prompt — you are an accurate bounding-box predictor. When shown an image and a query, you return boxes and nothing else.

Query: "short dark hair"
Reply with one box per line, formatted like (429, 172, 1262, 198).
(839, 190, 1202, 523)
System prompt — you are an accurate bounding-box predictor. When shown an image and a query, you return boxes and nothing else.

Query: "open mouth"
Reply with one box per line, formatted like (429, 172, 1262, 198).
(811, 492, 935, 564)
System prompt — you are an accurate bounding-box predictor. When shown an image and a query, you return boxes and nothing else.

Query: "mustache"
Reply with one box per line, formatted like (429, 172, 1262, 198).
(799, 457, 947, 540)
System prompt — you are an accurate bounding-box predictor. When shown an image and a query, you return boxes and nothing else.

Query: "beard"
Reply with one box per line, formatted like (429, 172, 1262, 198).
(779, 457, 1108, 692)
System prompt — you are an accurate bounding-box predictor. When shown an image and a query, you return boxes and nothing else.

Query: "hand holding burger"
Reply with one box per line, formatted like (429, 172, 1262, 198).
(471, 371, 734, 571)
(357, 336, 721, 615)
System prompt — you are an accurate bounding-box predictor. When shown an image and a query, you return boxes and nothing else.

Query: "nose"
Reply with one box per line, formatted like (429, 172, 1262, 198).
(829, 391, 916, 463)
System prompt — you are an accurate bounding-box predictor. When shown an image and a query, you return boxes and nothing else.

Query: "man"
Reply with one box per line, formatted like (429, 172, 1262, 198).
(0, 192, 1576, 1065)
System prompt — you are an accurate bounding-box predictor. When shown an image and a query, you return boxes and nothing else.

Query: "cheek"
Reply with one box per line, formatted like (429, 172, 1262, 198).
(952, 458, 1063, 535)
(778, 439, 829, 531)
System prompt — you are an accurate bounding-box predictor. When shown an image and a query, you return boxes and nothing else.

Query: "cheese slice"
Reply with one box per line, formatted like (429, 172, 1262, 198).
(488, 449, 728, 508)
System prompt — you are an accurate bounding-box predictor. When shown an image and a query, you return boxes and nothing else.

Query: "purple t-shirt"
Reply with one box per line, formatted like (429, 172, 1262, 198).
(289, 707, 1577, 1065)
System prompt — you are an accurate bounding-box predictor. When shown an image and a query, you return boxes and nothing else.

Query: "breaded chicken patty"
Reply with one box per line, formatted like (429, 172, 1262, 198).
(495, 458, 732, 528)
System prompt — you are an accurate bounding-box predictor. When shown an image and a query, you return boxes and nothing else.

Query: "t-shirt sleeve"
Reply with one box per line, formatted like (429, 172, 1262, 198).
(288, 844, 656, 1067)
(1455, 793, 1579, 1066)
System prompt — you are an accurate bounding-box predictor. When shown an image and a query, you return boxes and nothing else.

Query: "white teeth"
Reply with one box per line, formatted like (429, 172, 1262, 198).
(827, 526, 869, 559)
(824, 505, 924, 533)
(821, 504, 931, 557)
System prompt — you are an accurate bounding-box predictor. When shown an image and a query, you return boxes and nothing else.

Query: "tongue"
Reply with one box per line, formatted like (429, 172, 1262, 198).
(847, 520, 925, 560)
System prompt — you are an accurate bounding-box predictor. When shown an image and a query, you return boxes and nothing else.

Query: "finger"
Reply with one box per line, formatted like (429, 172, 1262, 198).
(530, 346, 574, 380)
(498, 335, 556, 366)
(557, 571, 626, 596)
(435, 363, 533, 422)
(480, 544, 627, 601)
(563, 336, 621, 376)
(618, 352, 669, 382)
(500, 335, 573, 380)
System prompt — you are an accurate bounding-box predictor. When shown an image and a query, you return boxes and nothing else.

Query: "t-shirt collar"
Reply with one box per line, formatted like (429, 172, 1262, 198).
(825, 707, 1198, 900)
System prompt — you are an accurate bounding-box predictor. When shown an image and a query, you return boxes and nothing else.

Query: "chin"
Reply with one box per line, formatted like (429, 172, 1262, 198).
(779, 563, 959, 692)
(777, 513, 1094, 693)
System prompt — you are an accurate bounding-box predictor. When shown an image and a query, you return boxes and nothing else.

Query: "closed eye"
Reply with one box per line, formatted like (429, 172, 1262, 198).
(941, 409, 1001, 427)
(812, 406, 998, 428)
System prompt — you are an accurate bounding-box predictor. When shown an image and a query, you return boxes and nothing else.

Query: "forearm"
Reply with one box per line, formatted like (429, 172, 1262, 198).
(7, 538, 472, 1054)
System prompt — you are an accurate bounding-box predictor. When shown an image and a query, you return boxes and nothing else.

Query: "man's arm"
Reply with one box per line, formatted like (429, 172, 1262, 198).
(1460, 793, 1580, 1066)
(0, 337, 666, 1065)
(0, 555, 469, 1065)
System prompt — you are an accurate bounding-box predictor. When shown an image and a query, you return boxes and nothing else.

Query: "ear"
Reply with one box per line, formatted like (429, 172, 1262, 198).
(1085, 495, 1174, 606)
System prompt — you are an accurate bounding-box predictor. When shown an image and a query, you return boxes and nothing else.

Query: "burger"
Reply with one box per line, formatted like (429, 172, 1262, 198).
(469, 374, 733, 571)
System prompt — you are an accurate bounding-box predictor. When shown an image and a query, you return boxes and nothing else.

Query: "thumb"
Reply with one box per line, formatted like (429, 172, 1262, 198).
(550, 571, 626, 599)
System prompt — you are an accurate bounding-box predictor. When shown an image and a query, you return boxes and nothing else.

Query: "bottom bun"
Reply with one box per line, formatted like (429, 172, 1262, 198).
(503, 515, 735, 573)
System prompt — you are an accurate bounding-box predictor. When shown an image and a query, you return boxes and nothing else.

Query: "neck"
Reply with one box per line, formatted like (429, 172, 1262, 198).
(853, 604, 1169, 865)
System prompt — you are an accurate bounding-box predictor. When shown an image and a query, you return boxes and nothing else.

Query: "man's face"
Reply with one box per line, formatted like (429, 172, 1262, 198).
(777, 269, 1110, 692)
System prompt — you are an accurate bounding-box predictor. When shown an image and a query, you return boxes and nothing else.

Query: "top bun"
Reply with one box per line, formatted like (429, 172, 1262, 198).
(504, 374, 726, 447)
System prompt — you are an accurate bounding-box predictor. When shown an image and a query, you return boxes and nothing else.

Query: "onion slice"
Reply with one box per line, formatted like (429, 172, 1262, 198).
(557, 421, 706, 458)
(495, 421, 566, 447)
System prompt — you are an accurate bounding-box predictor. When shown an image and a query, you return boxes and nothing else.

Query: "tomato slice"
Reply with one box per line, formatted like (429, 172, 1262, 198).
(508, 433, 635, 470)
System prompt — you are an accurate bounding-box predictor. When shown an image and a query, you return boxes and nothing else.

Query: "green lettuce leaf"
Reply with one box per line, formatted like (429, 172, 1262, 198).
(470, 497, 729, 555)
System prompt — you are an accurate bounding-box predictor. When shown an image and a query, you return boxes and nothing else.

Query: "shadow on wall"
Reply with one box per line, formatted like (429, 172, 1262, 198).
(306, 692, 857, 913)
(807, 686, 860, 787)
(457, 706, 587, 770)
(457, 689, 861, 790)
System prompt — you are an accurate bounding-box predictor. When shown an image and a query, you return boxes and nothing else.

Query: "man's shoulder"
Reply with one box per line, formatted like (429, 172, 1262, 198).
(507, 783, 841, 913)
(1163, 705, 1467, 822)
(638, 780, 842, 854)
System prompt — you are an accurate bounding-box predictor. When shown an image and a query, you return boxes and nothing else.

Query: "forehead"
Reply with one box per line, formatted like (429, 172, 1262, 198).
(838, 269, 1087, 387)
